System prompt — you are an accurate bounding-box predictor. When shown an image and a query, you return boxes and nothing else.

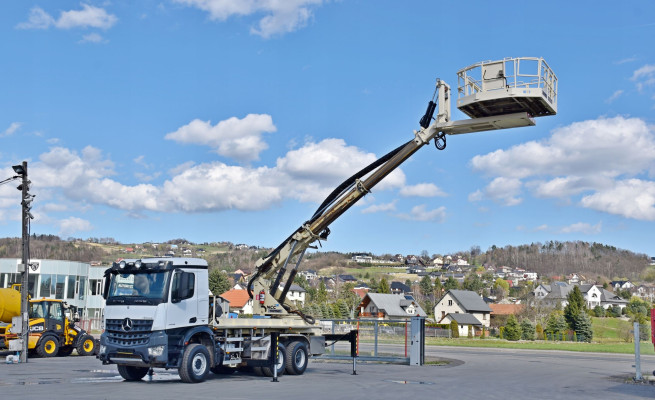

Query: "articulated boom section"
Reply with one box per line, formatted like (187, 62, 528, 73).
(249, 56, 557, 320)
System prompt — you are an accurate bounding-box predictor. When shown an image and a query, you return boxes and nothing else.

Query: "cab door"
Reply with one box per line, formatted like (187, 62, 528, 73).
(45, 301, 65, 335)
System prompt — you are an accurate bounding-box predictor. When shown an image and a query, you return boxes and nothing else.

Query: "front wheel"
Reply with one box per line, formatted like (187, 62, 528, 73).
(36, 336, 59, 358)
(77, 334, 96, 356)
(117, 365, 149, 381)
(179, 343, 210, 383)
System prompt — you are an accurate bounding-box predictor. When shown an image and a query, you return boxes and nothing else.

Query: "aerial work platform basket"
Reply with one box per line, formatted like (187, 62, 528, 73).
(456, 57, 557, 119)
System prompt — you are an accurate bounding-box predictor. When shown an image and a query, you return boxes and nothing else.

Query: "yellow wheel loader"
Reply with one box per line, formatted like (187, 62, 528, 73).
(0, 285, 97, 357)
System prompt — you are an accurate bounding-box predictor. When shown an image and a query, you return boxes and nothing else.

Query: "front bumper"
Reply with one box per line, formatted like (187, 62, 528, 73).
(97, 331, 169, 367)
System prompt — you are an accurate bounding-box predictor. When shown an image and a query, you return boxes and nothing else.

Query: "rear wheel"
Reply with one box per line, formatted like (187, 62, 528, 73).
(117, 365, 149, 381)
(76, 334, 95, 356)
(284, 341, 309, 375)
(261, 343, 286, 377)
(179, 343, 210, 383)
(36, 336, 59, 358)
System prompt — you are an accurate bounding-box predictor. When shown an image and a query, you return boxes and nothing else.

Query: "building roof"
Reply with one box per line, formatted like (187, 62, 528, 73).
(446, 312, 482, 326)
(220, 289, 251, 308)
(446, 290, 492, 312)
(279, 283, 306, 293)
(489, 304, 525, 315)
(390, 281, 411, 293)
(362, 293, 428, 318)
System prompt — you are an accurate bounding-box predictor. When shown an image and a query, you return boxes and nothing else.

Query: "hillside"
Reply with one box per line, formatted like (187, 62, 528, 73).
(0, 236, 650, 282)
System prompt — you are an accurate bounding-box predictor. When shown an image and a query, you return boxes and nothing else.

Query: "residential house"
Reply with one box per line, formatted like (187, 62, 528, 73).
(298, 269, 317, 280)
(610, 280, 635, 291)
(600, 288, 629, 310)
(489, 304, 525, 328)
(337, 274, 358, 284)
(358, 293, 428, 319)
(440, 313, 482, 337)
(390, 281, 412, 295)
(635, 284, 655, 302)
(220, 289, 253, 315)
(533, 282, 604, 309)
(434, 290, 491, 330)
(279, 283, 306, 306)
(352, 254, 373, 263)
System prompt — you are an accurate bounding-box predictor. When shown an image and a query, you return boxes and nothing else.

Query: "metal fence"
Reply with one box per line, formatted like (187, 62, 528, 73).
(317, 318, 442, 364)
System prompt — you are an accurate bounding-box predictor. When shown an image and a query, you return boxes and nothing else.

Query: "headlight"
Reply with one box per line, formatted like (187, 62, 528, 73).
(99, 345, 106, 355)
(148, 345, 165, 357)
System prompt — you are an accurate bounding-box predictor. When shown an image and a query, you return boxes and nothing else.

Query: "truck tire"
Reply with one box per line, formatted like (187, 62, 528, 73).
(36, 336, 59, 358)
(284, 341, 308, 375)
(76, 334, 96, 356)
(179, 343, 210, 383)
(261, 343, 286, 378)
(117, 365, 149, 381)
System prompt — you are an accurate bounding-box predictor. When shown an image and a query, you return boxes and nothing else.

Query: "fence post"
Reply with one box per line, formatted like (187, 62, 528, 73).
(634, 322, 642, 381)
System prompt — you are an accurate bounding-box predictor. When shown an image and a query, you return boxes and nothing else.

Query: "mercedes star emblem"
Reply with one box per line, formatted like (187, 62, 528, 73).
(121, 318, 133, 332)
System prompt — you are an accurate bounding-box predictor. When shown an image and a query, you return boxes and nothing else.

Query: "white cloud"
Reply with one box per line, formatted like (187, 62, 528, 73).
(559, 222, 602, 234)
(17, 4, 117, 30)
(59, 217, 93, 237)
(606, 90, 623, 103)
(399, 183, 446, 197)
(1, 122, 21, 137)
(173, 0, 325, 38)
(397, 204, 446, 222)
(468, 190, 483, 202)
(361, 201, 397, 214)
(79, 33, 106, 43)
(470, 116, 655, 221)
(580, 179, 655, 221)
(485, 177, 522, 206)
(631, 64, 655, 91)
(165, 114, 276, 162)
(16, 7, 55, 29)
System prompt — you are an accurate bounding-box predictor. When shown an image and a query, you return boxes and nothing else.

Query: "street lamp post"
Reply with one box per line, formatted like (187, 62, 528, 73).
(12, 161, 30, 363)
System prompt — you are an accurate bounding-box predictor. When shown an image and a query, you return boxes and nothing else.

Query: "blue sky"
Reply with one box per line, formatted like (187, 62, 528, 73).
(0, 1, 654, 257)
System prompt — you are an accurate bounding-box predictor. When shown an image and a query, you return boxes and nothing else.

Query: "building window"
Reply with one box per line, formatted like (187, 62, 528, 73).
(67, 275, 76, 299)
(448, 300, 453, 306)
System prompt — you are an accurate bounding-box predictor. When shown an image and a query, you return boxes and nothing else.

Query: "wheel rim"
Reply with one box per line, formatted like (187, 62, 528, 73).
(192, 353, 207, 376)
(276, 352, 284, 370)
(294, 349, 306, 368)
(45, 340, 56, 354)
(83, 339, 94, 352)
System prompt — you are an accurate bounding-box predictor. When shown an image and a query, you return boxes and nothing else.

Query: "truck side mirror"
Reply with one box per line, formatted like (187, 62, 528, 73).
(102, 276, 111, 300)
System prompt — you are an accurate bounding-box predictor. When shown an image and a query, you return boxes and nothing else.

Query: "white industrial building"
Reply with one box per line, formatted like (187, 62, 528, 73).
(0, 258, 106, 330)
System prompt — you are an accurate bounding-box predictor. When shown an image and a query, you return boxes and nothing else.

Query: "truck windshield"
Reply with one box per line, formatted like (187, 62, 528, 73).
(106, 271, 170, 305)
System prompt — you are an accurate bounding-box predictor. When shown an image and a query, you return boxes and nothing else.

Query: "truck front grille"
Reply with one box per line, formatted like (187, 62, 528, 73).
(105, 319, 153, 346)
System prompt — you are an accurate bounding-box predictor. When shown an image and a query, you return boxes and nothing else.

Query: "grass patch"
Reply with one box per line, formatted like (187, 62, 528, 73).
(423, 337, 655, 355)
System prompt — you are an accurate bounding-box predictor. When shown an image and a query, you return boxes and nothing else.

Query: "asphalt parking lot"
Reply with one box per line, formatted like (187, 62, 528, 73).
(1, 346, 654, 400)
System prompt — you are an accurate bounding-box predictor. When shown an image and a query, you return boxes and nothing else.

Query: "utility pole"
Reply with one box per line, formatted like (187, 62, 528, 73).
(13, 161, 30, 363)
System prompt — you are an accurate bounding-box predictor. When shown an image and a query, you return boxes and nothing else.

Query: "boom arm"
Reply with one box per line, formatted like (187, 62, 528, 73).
(248, 59, 556, 321)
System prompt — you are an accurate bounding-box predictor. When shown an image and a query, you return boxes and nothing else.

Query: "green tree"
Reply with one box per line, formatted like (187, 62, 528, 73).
(443, 276, 459, 291)
(419, 275, 433, 297)
(535, 323, 544, 340)
(564, 286, 586, 331)
(208, 269, 231, 296)
(504, 314, 522, 341)
(545, 311, 568, 339)
(434, 278, 444, 298)
(520, 319, 535, 340)
(574, 311, 593, 342)
(463, 273, 484, 293)
(593, 305, 605, 317)
(338, 282, 361, 318)
(378, 277, 391, 294)
(316, 281, 328, 304)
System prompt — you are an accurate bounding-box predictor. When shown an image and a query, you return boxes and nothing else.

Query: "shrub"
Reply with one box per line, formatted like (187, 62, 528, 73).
(504, 315, 522, 341)
(450, 320, 459, 338)
(520, 319, 535, 340)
